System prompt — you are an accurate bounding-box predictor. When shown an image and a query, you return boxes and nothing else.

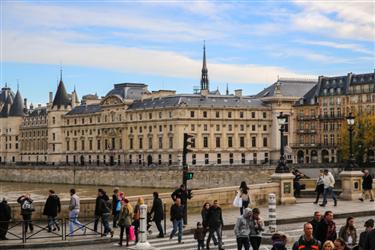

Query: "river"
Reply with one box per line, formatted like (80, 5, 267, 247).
(0, 181, 173, 202)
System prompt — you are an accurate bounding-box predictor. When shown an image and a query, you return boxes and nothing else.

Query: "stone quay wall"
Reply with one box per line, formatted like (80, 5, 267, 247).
(0, 165, 274, 189)
(8, 183, 280, 221)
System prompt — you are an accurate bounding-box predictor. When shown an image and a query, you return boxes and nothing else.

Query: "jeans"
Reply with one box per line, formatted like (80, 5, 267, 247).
(237, 237, 250, 250)
(101, 213, 112, 235)
(47, 216, 59, 230)
(22, 214, 33, 233)
(240, 200, 250, 215)
(250, 236, 262, 250)
(113, 211, 120, 228)
(198, 239, 205, 250)
(155, 219, 164, 236)
(207, 226, 222, 249)
(69, 210, 84, 236)
(93, 215, 100, 232)
(119, 225, 130, 246)
(170, 219, 183, 243)
(322, 187, 337, 205)
(133, 220, 140, 243)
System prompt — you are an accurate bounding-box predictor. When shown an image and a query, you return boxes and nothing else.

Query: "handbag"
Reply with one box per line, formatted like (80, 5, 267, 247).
(233, 191, 243, 208)
(129, 225, 136, 241)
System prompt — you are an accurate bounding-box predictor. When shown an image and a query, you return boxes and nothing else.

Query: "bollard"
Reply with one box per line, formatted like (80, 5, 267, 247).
(268, 193, 277, 233)
(130, 204, 155, 250)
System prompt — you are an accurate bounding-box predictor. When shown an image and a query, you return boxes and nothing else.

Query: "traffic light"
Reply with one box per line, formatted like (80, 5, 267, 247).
(186, 172, 194, 180)
(183, 133, 195, 156)
(187, 189, 193, 199)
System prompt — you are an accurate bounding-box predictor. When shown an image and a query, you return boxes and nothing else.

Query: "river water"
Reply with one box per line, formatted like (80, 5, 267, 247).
(0, 181, 172, 202)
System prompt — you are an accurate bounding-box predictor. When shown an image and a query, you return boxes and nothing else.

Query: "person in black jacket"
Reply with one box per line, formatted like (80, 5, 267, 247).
(206, 200, 224, 250)
(316, 211, 337, 243)
(0, 197, 11, 240)
(359, 219, 373, 250)
(112, 188, 121, 228)
(43, 190, 61, 232)
(359, 170, 374, 202)
(17, 193, 34, 233)
(171, 184, 191, 225)
(364, 227, 375, 250)
(309, 211, 321, 240)
(169, 198, 184, 244)
(150, 192, 164, 238)
(94, 189, 113, 237)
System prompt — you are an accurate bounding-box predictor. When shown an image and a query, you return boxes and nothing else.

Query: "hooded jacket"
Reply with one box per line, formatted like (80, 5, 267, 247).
(234, 208, 251, 238)
(43, 194, 61, 217)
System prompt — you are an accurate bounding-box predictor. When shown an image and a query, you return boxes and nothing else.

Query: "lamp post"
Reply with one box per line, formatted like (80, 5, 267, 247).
(345, 113, 357, 170)
(275, 112, 289, 173)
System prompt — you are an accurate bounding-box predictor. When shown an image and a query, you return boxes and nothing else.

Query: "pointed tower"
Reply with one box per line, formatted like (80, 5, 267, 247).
(226, 83, 229, 95)
(200, 41, 209, 91)
(9, 89, 25, 116)
(52, 69, 70, 108)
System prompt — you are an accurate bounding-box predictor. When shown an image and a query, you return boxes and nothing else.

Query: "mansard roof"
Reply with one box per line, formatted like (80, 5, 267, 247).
(255, 79, 317, 98)
(128, 94, 267, 110)
(0, 95, 13, 117)
(65, 104, 102, 116)
(105, 83, 149, 100)
(52, 80, 70, 108)
(29, 107, 48, 117)
(9, 90, 25, 116)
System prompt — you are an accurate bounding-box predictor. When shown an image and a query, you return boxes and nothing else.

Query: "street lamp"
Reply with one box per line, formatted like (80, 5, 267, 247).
(345, 112, 357, 170)
(275, 112, 289, 173)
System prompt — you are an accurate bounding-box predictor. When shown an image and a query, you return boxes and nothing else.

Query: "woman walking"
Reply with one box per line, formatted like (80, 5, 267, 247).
(201, 202, 217, 246)
(116, 199, 133, 247)
(133, 197, 144, 243)
(239, 181, 251, 215)
(314, 170, 325, 204)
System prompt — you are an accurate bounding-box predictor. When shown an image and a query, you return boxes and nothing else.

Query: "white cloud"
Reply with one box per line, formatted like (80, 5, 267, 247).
(297, 40, 373, 55)
(2, 31, 310, 84)
(292, 0, 375, 41)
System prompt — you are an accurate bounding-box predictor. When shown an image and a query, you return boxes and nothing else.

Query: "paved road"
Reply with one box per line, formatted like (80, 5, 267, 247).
(23, 215, 375, 250)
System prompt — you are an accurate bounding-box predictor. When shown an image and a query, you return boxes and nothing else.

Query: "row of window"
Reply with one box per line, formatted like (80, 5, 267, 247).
(190, 110, 268, 119)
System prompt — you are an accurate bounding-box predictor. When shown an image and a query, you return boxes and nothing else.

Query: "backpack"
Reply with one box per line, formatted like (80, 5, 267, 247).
(22, 200, 34, 211)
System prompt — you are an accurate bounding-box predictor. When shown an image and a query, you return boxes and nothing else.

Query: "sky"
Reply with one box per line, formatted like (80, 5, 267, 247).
(1, 0, 374, 105)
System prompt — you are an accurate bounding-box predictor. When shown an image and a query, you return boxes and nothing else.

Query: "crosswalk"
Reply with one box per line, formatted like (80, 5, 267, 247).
(144, 234, 273, 250)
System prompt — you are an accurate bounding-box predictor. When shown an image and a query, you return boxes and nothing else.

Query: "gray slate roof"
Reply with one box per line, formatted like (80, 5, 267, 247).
(0, 87, 15, 105)
(0, 95, 13, 117)
(105, 83, 149, 100)
(29, 107, 47, 117)
(128, 94, 267, 110)
(65, 104, 102, 116)
(9, 90, 25, 116)
(254, 79, 317, 98)
(52, 80, 70, 108)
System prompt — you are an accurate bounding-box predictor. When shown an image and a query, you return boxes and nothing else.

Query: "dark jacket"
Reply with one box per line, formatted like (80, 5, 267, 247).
(316, 219, 337, 243)
(207, 206, 224, 229)
(309, 219, 321, 240)
(17, 196, 34, 216)
(95, 194, 111, 216)
(112, 194, 120, 215)
(0, 201, 11, 221)
(359, 231, 368, 250)
(170, 204, 184, 221)
(171, 188, 188, 204)
(150, 197, 164, 221)
(292, 236, 321, 250)
(194, 227, 206, 241)
(201, 208, 209, 228)
(362, 174, 373, 190)
(43, 194, 61, 217)
(364, 229, 375, 250)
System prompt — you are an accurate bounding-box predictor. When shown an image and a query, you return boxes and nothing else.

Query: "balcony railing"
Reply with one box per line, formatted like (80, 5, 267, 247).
(290, 143, 337, 148)
(297, 115, 317, 121)
(297, 129, 317, 134)
(318, 114, 345, 120)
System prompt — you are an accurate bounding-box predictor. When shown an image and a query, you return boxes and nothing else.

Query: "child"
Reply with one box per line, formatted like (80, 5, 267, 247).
(194, 222, 206, 250)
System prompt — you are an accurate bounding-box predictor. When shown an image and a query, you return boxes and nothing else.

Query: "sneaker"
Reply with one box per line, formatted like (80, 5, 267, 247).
(313, 201, 317, 204)
(157, 235, 164, 238)
(370, 199, 374, 202)
(359, 198, 364, 202)
(319, 204, 326, 207)
(334, 200, 337, 206)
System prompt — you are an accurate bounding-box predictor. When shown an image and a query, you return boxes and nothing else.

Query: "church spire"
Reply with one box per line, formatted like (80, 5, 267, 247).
(200, 41, 209, 91)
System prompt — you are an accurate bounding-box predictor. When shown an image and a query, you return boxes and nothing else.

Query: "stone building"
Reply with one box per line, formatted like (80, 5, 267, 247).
(292, 72, 375, 164)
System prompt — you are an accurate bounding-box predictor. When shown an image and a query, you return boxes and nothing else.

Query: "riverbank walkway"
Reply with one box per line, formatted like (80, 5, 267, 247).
(1, 198, 374, 249)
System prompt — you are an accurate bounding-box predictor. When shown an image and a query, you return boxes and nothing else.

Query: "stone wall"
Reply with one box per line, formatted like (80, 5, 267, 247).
(0, 165, 274, 189)
(8, 183, 280, 221)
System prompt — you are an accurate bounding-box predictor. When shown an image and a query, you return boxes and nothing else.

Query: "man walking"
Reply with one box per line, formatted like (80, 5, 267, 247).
(207, 200, 224, 250)
(169, 198, 184, 244)
(359, 170, 374, 202)
(292, 223, 321, 250)
(112, 188, 121, 228)
(0, 197, 11, 240)
(150, 192, 164, 238)
(68, 188, 85, 236)
(171, 184, 190, 225)
(320, 169, 337, 207)
(94, 189, 113, 237)
(249, 208, 264, 250)
(316, 211, 337, 243)
(43, 190, 61, 232)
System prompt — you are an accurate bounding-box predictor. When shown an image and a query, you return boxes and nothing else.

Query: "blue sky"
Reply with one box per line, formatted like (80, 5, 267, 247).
(1, 0, 374, 105)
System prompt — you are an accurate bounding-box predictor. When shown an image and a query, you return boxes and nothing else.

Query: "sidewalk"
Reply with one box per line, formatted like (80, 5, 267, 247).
(1, 198, 374, 249)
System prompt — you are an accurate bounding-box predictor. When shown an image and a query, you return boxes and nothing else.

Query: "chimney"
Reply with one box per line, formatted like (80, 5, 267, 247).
(200, 89, 209, 97)
(30, 103, 34, 110)
(71, 91, 76, 108)
(234, 89, 242, 97)
(49, 92, 53, 104)
(24, 98, 27, 108)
